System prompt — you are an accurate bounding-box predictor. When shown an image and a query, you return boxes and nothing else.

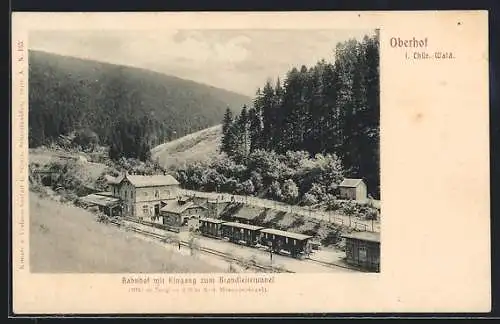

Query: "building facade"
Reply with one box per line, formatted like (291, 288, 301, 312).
(342, 231, 380, 272)
(338, 178, 368, 201)
(107, 173, 180, 222)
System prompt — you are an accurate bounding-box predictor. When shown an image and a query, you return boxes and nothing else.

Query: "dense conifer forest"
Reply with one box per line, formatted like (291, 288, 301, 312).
(177, 31, 380, 199)
(28, 50, 251, 160)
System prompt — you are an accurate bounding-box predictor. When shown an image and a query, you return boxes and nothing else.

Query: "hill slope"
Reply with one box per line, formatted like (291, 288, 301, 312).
(30, 192, 224, 273)
(151, 124, 222, 170)
(28, 50, 251, 148)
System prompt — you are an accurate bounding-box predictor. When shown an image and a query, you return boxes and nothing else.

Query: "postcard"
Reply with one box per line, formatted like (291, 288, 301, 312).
(11, 11, 490, 314)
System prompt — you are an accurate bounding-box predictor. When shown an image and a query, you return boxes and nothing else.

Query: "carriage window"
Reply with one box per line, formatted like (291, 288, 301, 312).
(293, 239, 296, 246)
(285, 237, 288, 244)
(240, 228, 244, 233)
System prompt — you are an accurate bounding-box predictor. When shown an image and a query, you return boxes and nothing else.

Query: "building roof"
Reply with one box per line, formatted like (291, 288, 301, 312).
(221, 222, 264, 231)
(199, 217, 226, 224)
(107, 174, 180, 187)
(79, 193, 121, 207)
(259, 228, 313, 241)
(342, 231, 380, 243)
(232, 206, 262, 221)
(95, 191, 114, 197)
(106, 175, 123, 185)
(339, 178, 364, 188)
(160, 200, 205, 215)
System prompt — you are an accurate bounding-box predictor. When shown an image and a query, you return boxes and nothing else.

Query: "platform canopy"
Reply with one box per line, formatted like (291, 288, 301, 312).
(79, 193, 121, 207)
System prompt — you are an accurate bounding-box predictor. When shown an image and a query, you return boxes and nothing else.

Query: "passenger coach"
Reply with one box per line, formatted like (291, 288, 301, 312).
(198, 217, 225, 238)
(220, 222, 264, 246)
(259, 228, 313, 259)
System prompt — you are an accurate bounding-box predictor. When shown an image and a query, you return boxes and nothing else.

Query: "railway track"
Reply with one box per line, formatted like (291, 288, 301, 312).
(108, 218, 292, 273)
(109, 217, 364, 273)
(306, 256, 366, 272)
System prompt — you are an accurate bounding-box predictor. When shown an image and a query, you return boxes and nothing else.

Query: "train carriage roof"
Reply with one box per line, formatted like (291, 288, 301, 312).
(221, 222, 264, 231)
(259, 228, 313, 241)
(199, 217, 226, 224)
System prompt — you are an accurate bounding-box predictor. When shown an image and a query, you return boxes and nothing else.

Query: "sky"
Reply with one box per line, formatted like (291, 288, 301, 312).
(29, 29, 375, 96)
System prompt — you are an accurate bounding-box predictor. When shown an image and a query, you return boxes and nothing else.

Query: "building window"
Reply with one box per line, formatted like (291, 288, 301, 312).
(143, 205, 149, 216)
(165, 189, 171, 196)
(130, 191, 133, 199)
(144, 192, 148, 197)
(155, 190, 159, 198)
(293, 239, 296, 246)
(285, 237, 288, 244)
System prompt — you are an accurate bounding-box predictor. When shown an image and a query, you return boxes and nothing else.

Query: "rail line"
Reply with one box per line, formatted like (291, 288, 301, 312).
(306, 257, 367, 272)
(108, 218, 292, 273)
(108, 216, 365, 273)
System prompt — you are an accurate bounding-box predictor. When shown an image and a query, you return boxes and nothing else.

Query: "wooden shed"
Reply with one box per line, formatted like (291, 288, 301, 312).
(338, 178, 368, 201)
(160, 198, 206, 227)
(79, 192, 122, 217)
(342, 231, 380, 272)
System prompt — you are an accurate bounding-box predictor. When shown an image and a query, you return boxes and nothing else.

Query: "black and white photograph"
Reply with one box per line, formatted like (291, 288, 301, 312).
(27, 28, 381, 274)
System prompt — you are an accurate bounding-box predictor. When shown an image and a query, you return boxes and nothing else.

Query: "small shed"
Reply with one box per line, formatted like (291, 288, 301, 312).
(79, 192, 122, 217)
(160, 199, 207, 227)
(338, 178, 368, 201)
(342, 231, 380, 272)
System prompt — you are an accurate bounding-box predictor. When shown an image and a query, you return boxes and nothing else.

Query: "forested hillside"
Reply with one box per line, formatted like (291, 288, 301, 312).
(28, 50, 251, 159)
(176, 31, 380, 199)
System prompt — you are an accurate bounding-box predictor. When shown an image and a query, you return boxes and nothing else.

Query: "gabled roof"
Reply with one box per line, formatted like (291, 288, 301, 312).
(259, 228, 313, 241)
(105, 175, 123, 185)
(342, 231, 380, 243)
(160, 200, 205, 215)
(106, 174, 180, 187)
(232, 205, 263, 221)
(339, 178, 364, 188)
(127, 174, 180, 187)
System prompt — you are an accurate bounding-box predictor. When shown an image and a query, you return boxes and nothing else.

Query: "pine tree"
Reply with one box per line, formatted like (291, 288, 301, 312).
(236, 105, 250, 158)
(261, 80, 276, 150)
(248, 107, 262, 153)
(221, 107, 236, 156)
